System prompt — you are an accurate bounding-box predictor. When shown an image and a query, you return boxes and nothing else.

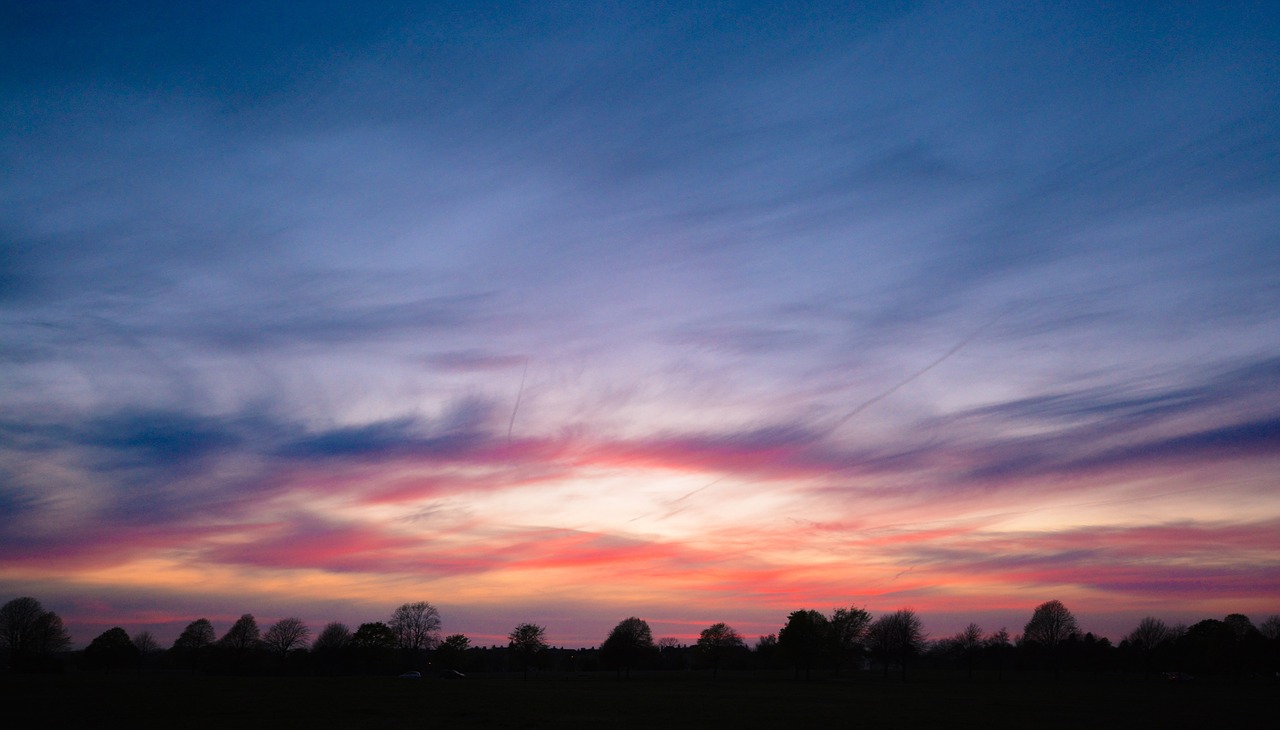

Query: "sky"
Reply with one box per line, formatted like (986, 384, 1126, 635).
(2, 1, 1278, 649)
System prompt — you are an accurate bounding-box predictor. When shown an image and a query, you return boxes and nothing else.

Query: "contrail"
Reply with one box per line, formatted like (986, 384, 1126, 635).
(828, 315, 1001, 434)
(507, 358, 529, 445)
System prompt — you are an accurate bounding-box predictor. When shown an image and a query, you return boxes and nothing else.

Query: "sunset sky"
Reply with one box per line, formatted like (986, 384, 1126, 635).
(2, 2, 1278, 649)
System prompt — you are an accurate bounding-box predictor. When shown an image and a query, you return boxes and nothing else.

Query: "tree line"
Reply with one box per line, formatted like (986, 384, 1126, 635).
(3, 595, 1278, 681)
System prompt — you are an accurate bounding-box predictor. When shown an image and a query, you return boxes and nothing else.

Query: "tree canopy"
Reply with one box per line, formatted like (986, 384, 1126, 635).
(778, 609, 829, 679)
(695, 622, 745, 676)
(389, 601, 441, 651)
(1024, 600, 1079, 648)
(0, 596, 71, 671)
(262, 617, 310, 657)
(508, 623, 549, 679)
(600, 617, 655, 678)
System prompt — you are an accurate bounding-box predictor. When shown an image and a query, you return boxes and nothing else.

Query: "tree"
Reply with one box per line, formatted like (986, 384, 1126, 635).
(1024, 600, 1079, 648)
(1222, 613, 1264, 677)
(1023, 600, 1079, 677)
(778, 609, 829, 680)
(508, 623, 549, 680)
(352, 621, 396, 650)
(219, 613, 261, 651)
(389, 602, 441, 651)
(312, 622, 352, 652)
(1124, 617, 1173, 678)
(436, 633, 471, 671)
(218, 613, 262, 671)
(655, 636, 686, 670)
(312, 622, 352, 674)
(866, 609, 926, 681)
(83, 627, 140, 672)
(954, 623, 983, 680)
(754, 633, 780, 669)
(262, 617, 310, 659)
(600, 617, 655, 679)
(132, 630, 160, 655)
(695, 622, 745, 678)
(1125, 616, 1173, 652)
(0, 597, 71, 672)
(172, 618, 216, 671)
(829, 606, 872, 675)
(174, 619, 216, 651)
(984, 627, 1013, 680)
(1259, 614, 1280, 641)
(351, 621, 397, 674)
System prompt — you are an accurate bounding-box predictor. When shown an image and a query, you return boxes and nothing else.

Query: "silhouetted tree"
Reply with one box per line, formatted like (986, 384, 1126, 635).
(1023, 600, 1078, 677)
(778, 609, 829, 680)
(600, 617, 655, 679)
(1260, 615, 1280, 674)
(829, 606, 872, 675)
(954, 623, 983, 680)
(696, 622, 745, 678)
(436, 633, 471, 672)
(83, 627, 139, 673)
(262, 617, 310, 659)
(0, 597, 71, 672)
(131, 630, 159, 655)
(218, 613, 261, 672)
(1222, 613, 1264, 678)
(172, 618, 215, 671)
(389, 602, 441, 652)
(754, 633, 781, 669)
(1259, 614, 1280, 641)
(655, 637, 689, 670)
(351, 621, 397, 674)
(508, 623, 548, 680)
(310, 622, 351, 674)
(1124, 617, 1173, 678)
(312, 622, 352, 652)
(866, 609, 925, 681)
(984, 627, 1013, 680)
(352, 621, 396, 649)
(220, 613, 260, 651)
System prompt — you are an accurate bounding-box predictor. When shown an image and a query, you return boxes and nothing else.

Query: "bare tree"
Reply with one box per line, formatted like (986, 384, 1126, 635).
(1024, 600, 1079, 648)
(867, 609, 926, 681)
(0, 597, 71, 671)
(508, 623, 548, 680)
(696, 622, 744, 678)
(262, 617, 310, 658)
(389, 602, 441, 651)
(954, 623, 983, 680)
(312, 622, 352, 652)
(131, 630, 160, 655)
(1124, 616, 1173, 678)
(985, 627, 1013, 680)
(1125, 616, 1172, 651)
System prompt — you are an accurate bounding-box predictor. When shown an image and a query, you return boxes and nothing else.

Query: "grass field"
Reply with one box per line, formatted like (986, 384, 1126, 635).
(4, 670, 1275, 728)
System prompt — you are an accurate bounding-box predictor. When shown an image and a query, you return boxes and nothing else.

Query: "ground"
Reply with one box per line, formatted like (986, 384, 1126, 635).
(3, 670, 1274, 728)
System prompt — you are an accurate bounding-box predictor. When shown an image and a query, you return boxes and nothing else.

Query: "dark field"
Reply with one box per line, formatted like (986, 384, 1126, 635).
(4, 671, 1275, 728)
